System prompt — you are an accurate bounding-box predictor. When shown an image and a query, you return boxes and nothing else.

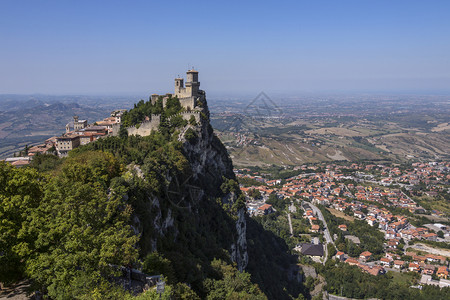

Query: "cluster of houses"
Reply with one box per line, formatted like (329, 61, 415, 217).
(238, 163, 448, 240)
(244, 197, 275, 217)
(336, 207, 444, 247)
(240, 185, 277, 217)
(386, 251, 448, 275)
(400, 162, 449, 186)
(346, 161, 449, 188)
(355, 162, 449, 216)
(55, 111, 125, 157)
(236, 163, 449, 285)
(239, 165, 433, 220)
(334, 219, 450, 280)
(229, 132, 255, 147)
(351, 184, 422, 212)
(338, 251, 385, 276)
(3, 137, 57, 167)
(302, 204, 321, 233)
(3, 110, 127, 165)
(334, 248, 450, 280)
(384, 225, 443, 250)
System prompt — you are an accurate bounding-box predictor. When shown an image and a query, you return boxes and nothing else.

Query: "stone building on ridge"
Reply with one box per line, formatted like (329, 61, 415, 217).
(150, 69, 205, 112)
(113, 69, 206, 137)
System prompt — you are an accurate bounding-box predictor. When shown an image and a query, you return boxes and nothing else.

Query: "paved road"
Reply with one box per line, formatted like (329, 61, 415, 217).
(308, 202, 335, 247)
(306, 201, 335, 264)
(400, 190, 413, 202)
(287, 212, 293, 236)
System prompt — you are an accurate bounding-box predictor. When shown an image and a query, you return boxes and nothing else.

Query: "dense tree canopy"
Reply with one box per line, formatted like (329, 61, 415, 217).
(203, 259, 267, 300)
(120, 96, 184, 129)
(0, 152, 139, 299)
(0, 162, 44, 283)
(0, 135, 278, 298)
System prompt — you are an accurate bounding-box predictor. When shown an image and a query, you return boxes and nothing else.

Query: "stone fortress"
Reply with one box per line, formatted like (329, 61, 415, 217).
(48, 69, 206, 158)
(112, 69, 205, 137)
(6, 70, 207, 161)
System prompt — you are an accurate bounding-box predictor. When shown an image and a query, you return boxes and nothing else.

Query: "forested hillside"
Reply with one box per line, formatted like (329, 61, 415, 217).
(0, 96, 304, 299)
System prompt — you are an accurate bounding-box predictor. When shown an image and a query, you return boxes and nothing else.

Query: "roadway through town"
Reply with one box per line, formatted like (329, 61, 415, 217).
(307, 202, 335, 264)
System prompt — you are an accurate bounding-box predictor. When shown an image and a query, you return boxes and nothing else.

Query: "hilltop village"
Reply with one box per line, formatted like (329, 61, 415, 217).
(4, 69, 205, 164)
(239, 161, 450, 289)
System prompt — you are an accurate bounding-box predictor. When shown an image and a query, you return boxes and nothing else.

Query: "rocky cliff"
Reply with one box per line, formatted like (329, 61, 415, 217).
(113, 93, 304, 298)
(111, 95, 252, 295)
(178, 104, 248, 271)
(67, 93, 303, 298)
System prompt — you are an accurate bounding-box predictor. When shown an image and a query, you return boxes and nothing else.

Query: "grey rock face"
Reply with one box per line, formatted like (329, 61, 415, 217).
(180, 105, 248, 271)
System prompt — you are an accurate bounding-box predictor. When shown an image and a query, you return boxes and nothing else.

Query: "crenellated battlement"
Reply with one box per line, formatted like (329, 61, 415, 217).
(112, 110, 203, 137)
(150, 69, 205, 111)
(112, 114, 161, 137)
(126, 115, 161, 136)
(167, 110, 201, 124)
(111, 70, 207, 138)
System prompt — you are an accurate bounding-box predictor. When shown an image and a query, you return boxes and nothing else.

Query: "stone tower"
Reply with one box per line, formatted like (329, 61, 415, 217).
(175, 77, 184, 96)
(73, 115, 87, 131)
(174, 69, 200, 99)
(185, 69, 200, 97)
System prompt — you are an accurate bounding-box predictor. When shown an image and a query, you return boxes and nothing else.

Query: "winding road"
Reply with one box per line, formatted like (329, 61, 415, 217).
(306, 201, 335, 264)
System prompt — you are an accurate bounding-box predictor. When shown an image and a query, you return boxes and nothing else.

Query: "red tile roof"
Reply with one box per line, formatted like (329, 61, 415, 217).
(360, 251, 372, 257)
(257, 204, 272, 211)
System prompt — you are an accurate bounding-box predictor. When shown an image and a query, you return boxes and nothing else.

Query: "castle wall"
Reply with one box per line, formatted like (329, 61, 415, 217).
(168, 111, 202, 124)
(127, 115, 161, 136)
(179, 96, 196, 111)
(182, 111, 201, 123)
(110, 70, 204, 138)
(112, 123, 121, 136)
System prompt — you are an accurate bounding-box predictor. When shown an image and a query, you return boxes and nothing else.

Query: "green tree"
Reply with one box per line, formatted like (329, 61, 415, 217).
(248, 188, 262, 200)
(266, 194, 288, 211)
(184, 128, 198, 143)
(22, 151, 139, 299)
(0, 162, 44, 283)
(142, 252, 176, 284)
(189, 115, 197, 126)
(119, 125, 129, 139)
(327, 243, 336, 258)
(30, 153, 61, 173)
(204, 259, 267, 300)
(164, 96, 182, 117)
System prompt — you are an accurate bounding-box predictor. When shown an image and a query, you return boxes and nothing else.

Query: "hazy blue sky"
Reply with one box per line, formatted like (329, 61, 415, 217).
(1, 0, 449, 95)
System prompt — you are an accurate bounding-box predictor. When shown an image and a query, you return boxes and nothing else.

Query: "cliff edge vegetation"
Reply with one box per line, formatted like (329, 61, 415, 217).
(0, 96, 304, 299)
